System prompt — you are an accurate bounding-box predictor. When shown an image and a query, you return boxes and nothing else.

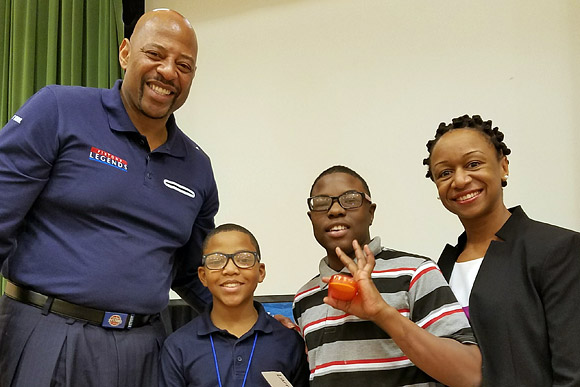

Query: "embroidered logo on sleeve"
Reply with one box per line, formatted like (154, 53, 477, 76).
(163, 179, 196, 199)
(89, 147, 128, 172)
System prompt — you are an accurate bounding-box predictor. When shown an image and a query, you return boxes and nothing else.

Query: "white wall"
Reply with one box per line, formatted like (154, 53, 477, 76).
(147, 0, 580, 296)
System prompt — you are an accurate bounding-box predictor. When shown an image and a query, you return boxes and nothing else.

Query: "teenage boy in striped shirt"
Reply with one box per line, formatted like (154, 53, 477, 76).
(293, 165, 482, 387)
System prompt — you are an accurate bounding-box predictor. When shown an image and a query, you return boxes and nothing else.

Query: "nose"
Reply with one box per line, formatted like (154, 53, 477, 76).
(452, 169, 471, 189)
(327, 198, 346, 217)
(222, 257, 240, 274)
(157, 59, 178, 81)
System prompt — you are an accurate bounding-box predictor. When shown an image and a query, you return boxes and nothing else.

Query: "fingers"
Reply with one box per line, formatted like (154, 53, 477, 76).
(273, 314, 298, 330)
(335, 246, 358, 274)
(336, 240, 374, 275)
(352, 240, 374, 274)
(352, 240, 367, 268)
(362, 244, 376, 271)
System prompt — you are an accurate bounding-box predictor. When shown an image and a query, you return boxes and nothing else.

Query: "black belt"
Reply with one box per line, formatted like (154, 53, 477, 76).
(4, 281, 156, 329)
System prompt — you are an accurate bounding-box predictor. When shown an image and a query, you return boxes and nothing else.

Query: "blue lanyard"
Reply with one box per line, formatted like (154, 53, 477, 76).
(210, 332, 258, 387)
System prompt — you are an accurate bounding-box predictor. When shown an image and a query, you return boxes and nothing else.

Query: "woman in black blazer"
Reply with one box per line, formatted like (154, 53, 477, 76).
(422, 114, 580, 386)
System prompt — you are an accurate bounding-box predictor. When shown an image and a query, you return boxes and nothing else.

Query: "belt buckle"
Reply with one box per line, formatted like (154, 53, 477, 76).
(101, 312, 135, 329)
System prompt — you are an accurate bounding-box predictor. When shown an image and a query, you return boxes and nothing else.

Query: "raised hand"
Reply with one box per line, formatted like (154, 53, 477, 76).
(323, 240, 389, 321)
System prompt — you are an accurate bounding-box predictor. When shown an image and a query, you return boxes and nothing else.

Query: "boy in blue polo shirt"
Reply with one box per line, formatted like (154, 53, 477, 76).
(159, 223, 309, 387)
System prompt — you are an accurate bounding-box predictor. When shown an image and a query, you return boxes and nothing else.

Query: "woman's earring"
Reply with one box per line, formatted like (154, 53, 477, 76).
(501, 174, 509, 187)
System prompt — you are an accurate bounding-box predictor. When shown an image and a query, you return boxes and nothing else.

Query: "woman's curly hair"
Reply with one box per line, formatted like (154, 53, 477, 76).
(423, 114, 511, 186)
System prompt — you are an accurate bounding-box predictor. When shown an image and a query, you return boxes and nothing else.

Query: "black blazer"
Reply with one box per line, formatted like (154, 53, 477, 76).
(438, 206, 580, 386)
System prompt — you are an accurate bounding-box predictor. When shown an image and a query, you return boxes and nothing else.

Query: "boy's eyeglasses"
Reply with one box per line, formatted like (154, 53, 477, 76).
(202, 251, 260, 270)
(307, 191, 372, 212)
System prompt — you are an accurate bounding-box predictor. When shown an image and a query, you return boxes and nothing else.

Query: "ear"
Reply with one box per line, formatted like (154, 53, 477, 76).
(198, 266, 208, 288)
(257, 263, 266, 283)
(500, 156, 509, 176)
(118, 38, 131, 70)
(368, 202, 377, 226)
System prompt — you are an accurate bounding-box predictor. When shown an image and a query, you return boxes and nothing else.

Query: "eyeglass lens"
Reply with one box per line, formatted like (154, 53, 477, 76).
(204, 252, 257, 269)
(310, 192, 364, 211)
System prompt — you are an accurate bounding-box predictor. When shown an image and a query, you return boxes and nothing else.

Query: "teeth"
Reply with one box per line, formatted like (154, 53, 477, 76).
(222, 282, 240, 288)
(457, 191, 480, 201)
(149, 84, 171, 95)
(330, 225, 347, 232)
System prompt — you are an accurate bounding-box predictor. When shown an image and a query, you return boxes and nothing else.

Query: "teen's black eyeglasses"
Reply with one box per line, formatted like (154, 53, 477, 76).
(202, 251, 260, 270)
(307, 191, 372, 212)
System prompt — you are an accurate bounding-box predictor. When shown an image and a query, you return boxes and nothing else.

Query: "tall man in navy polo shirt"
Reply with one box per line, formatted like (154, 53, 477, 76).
(0, 9, 218, 387)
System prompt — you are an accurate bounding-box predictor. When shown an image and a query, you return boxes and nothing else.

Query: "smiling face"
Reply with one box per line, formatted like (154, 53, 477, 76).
(308, 172, 376, 269)
(119, 10, 197, 123)
(429, 129, 509, 223)
(199, 230, 265, 310)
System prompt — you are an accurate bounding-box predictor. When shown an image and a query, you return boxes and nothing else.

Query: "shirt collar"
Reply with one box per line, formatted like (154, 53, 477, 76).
(495, 205, 526, 241)
(102, 79, 187, 157)
(453, 205, 525, 250)
(317, 236, 382, 288)
(197, 301, 274, 338)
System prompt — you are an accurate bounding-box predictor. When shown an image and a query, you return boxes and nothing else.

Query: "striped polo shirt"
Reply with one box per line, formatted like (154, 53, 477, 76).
(293, 237, 476, 386)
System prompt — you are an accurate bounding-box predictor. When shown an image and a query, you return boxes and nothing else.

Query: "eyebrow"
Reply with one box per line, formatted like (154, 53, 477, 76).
(142, 43, 195, 63)
(312, 189, 359, 197)
(206, 250, 257, 255)
(432, 150, 485, 168)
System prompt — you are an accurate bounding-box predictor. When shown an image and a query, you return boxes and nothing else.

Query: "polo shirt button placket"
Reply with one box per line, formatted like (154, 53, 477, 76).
(144, 153, 153, 185)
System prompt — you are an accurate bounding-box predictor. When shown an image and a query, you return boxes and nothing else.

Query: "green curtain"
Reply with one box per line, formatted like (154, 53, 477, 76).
(0, 0, 124, 293)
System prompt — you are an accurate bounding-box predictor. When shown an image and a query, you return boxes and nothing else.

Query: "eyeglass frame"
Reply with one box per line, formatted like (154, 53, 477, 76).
(307, 190, 372, 212)
(201, 251, 261, 270)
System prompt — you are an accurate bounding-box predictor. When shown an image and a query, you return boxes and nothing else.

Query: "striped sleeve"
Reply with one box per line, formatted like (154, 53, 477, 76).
(407, 258, 476, 344)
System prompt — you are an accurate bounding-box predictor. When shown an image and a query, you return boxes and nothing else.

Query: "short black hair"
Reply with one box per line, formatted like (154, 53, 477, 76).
(202, 223, 261, 257)
(423, 114, 511, 186)
(310, 165, 371, 197)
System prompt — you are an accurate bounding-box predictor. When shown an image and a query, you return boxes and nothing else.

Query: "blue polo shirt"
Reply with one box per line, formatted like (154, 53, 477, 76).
(159, 302, 310, 387)
(0, 80, 218, 313)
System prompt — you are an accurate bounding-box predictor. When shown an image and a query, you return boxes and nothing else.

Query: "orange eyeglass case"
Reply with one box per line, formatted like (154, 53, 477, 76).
(328, 274, 358, 301)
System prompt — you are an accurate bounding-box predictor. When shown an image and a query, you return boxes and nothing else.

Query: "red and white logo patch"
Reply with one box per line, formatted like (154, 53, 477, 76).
(108, 314, 123, 327)
(89, 147, 128, 172)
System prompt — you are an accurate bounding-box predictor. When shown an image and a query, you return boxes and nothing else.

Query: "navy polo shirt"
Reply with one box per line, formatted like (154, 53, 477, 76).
(0, 80, 218, 313)
(159, 302, 310, 387)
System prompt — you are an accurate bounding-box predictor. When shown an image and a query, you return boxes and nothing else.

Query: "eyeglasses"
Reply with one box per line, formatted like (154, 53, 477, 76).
(202, 251, 260, 270)
(307, 191, 372, 212)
